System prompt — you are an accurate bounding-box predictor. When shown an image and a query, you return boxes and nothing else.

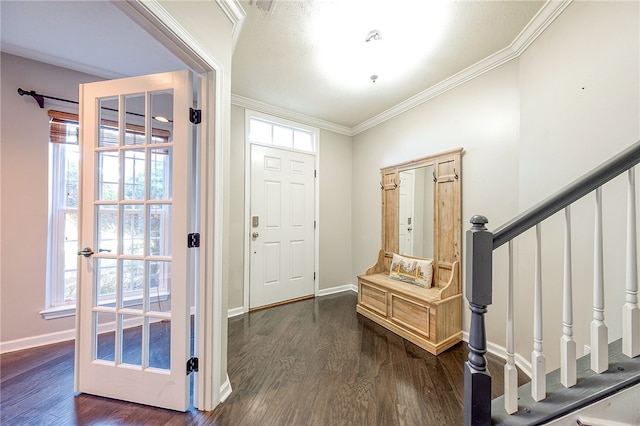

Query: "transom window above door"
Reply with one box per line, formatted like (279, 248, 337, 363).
(246, 110, 317, 153)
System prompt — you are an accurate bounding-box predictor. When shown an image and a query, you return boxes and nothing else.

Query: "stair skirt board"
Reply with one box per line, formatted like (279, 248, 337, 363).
(491, 340, 640, 425)
(546, 383, 640, 426)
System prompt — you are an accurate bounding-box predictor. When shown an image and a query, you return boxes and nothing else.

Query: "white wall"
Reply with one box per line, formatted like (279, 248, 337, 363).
(352, 57, 521, 345)
(514, 0, 640, 369)
(0, 53, 104, 344)
(352, 1, 639, 372)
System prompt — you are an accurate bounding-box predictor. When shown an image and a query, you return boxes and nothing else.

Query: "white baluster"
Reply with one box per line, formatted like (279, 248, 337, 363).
(532, 224, 546, 401)
(561, 206, 577, 387)
(623, 167, 640, 358)
(505, 240, 518, 413)
(591, 187, 608, 373)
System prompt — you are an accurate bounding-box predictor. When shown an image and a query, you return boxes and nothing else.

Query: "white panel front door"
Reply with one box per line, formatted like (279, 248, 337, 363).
(76, 70, 194, 411)
(399, 170, 415, 255)
(250, 145, 315, 309)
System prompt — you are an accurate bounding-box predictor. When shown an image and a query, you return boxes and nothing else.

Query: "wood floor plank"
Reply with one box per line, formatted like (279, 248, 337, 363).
(0, 291, 523, 425)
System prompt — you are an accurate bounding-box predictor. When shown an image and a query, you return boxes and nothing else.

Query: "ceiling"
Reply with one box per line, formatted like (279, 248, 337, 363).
(1, 0, 548, 131)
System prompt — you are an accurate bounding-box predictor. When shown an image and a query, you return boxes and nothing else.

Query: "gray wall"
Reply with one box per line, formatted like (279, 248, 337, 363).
(1, 53, 103, 344)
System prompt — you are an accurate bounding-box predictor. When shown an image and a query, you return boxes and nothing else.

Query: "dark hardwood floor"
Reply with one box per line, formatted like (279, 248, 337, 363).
(1, 291, 527, 425)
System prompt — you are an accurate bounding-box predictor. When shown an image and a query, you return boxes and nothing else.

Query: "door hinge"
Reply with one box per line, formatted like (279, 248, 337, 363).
(189, 108, 202, 124)
(186, 357, 199, 375)
(187, 233, 200, 248)
(314, 272, 316, 281)
(314, 220, 316, 229)
(314, 170, 317, 178)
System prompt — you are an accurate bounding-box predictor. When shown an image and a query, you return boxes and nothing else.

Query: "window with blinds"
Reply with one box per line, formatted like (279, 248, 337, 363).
(44, 110, 171, 316)
(47, 111, 80, 309)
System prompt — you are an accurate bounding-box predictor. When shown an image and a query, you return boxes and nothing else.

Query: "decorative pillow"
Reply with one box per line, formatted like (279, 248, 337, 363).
(389, 253, 433, 288)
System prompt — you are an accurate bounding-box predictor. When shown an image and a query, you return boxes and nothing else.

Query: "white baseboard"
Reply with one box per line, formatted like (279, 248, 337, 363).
(226, 285, 358, 318)
(462, 331, 533, 378)
(317, 284, 357, 297)
(219, 374, 233, 403)
(0, 329, 76, 354)
(227, 306, 245, 318)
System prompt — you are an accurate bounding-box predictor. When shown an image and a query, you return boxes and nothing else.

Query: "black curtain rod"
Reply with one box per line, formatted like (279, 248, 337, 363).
(17, 88, 147, 119)
(17, 88, 77, 109)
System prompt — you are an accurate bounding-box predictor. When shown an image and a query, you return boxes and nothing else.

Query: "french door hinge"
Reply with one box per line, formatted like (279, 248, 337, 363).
(314, 170, 317, 178)
(189, 108, 202, 124)
(187, 233, 200, 248)
(186, 357, 199, 375)
(314, 220, 316, 229)
(314, 272, 316, 281)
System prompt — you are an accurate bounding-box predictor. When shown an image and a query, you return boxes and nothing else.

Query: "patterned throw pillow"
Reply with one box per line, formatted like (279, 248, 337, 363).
(389, 253, 433, 288)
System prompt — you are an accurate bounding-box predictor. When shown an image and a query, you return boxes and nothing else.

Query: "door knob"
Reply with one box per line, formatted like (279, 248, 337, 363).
(77, 247, 94, 257)
(252, 232, 259, 239)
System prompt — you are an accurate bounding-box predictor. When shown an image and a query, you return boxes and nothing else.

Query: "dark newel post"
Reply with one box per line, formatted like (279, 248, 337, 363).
(464, 215, 493, 426)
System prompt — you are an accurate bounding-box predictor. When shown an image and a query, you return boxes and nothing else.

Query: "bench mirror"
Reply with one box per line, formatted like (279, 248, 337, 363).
(399, 165, 434, 259)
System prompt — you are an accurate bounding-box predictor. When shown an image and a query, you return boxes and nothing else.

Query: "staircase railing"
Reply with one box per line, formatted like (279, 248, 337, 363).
(464, 140, 640, 425)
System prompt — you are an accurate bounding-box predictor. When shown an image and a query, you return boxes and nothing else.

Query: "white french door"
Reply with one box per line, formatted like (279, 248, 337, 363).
(76, 70, 194, 411)
(249, 144, 315, 309)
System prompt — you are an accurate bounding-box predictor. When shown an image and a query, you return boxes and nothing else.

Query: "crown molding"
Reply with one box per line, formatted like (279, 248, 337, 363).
(511, 0, 573, 56)
(2, 43, 126, 80)
(216, 0, 246, 52)
(231, 0, 571, 137)
(217, 0, 245, 25)
(352, 0, 572, 135)
(231, 94, 353, 136)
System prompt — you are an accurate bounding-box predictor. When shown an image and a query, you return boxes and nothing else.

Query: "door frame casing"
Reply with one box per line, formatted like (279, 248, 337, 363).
(84, 0, 244, 411)
(243, 109, 320, 312)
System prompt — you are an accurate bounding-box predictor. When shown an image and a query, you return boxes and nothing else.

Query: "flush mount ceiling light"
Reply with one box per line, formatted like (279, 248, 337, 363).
(365, 29, 382, 42)
(366, 30, 383, 82)
(313, 0, 448, 89)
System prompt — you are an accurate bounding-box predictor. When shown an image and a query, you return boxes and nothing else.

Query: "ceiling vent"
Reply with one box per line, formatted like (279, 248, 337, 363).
(250, 0, 277, 14)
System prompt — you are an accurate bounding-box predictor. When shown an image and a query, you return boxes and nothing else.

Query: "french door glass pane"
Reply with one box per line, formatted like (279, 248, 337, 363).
(149, 320, 171, 370)
(124, 149, 146, 200)
(96, 311, 116, 362)
(97, 205, 118, 254)
(98, 151, 119, 201)
(124, 94, 146, 146)
(121, 314, 143, 367)
(150, 91, 173, 145)
(122, 259, 144, 297)
(98, 97, 119, 148)
(150, 147, 172, 200)
(148, 205, 172, 256)
(148, 260, 171, 313)
(96, 258, 117, 306)
(122, 205, 144, 256)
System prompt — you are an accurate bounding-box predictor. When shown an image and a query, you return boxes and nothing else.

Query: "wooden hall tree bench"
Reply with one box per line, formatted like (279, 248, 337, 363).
(356, 148, 463, 356)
